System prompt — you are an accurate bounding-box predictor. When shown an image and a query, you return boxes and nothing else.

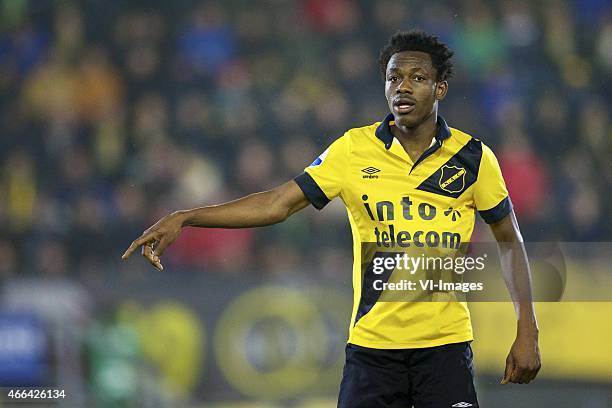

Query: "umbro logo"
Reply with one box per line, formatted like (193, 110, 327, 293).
(451, 403, 473, 407)
(362, 166, 380, 179)
(362, 166, 380, 174)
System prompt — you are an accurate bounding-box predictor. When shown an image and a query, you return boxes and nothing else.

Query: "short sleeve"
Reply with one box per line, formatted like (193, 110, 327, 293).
(294, 135, 349, 210)
(473, 144, 512, 224)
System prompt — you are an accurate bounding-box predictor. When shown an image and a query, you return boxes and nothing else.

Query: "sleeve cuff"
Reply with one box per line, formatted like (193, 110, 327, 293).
(478, 196, 512, 224)
(294, 172, 330, 210)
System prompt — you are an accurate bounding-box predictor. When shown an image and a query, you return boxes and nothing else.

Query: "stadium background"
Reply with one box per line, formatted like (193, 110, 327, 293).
(0, 0, 611, 407)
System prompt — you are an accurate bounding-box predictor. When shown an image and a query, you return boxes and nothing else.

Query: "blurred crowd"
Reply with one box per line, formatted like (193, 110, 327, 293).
(0, 0, 610, 280)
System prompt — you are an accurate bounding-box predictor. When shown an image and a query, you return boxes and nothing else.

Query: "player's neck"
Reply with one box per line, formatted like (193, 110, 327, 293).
(391, 112, 437, 162)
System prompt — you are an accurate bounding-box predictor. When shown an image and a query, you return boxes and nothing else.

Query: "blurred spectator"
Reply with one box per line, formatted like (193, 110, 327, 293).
(168, 227, 254, 274)
(114, 10, 165, 84)
(21, 54, 79, 124)
(75, 47, 123, 122)
(301, 0, 360, 34)
(0, 239, 18, 278)
(132, 92, 169, 145)
(235, 140, 275, 192)
(372, 0, 410, 33)
(177, 2, 236, 76)
(0, 22, 50, 84)
(531, 89, 571, 155)
(498, 130, 550, 223)
(596, 17, 612, 70)
(500, 1, 539, 50)
(34, 239, 70, 277)
(85, 305, 141, 407)
(3, 149, 36, 232)
(454, 0, 507, 77)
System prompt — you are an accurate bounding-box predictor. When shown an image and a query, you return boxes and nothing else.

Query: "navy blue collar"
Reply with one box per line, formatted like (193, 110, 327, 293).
(375, 113, 451, 149)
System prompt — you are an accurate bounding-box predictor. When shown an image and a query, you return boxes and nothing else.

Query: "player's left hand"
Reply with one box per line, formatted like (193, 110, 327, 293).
(501, 331, 541, 385)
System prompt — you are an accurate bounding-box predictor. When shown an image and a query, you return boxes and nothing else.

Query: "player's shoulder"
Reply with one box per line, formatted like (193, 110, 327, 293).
(342, 121, 382, 144)
(322, 121, 381, 154)
(448, 126, 497, 157)
(448, 126, 479, 145)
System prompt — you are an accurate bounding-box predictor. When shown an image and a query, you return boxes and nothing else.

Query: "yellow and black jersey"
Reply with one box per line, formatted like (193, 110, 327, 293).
(295, 113, 512, 349)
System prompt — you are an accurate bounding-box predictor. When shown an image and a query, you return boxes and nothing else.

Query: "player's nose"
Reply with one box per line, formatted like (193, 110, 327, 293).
(396, 79, 413, 94)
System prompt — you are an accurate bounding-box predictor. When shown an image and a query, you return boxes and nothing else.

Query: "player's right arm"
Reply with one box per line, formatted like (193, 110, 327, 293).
(121, 180, 310, 270)
(123, 131, 349, 271)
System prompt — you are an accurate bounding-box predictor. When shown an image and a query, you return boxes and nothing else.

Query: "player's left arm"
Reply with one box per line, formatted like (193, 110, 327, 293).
(489, 210, 541, 385)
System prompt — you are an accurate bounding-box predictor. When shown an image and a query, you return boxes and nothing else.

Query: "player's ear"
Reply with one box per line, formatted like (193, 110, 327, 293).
(435, 81, 448, 101)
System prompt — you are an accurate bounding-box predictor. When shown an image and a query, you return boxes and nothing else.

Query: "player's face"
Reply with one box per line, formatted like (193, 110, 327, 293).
(384, 51, 447, 128)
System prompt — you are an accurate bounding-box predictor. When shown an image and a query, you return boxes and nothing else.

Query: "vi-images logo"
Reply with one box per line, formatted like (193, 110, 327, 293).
(451, 403, 473, 407)
(362, 166, 381, 179)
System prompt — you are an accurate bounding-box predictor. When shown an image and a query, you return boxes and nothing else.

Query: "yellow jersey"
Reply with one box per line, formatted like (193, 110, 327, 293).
(294, 114, 511, 349)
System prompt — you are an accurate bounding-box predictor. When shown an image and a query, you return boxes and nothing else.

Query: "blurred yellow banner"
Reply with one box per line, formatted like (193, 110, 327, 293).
(470, 302, 612, 382)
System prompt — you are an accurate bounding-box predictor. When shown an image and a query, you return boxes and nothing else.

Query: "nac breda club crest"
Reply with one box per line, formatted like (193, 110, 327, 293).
(415, 138, 482, 199)
(439, 165, 466, 194)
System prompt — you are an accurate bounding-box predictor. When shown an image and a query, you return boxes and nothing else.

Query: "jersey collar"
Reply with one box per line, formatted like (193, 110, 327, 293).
(375, 113, 451, 150)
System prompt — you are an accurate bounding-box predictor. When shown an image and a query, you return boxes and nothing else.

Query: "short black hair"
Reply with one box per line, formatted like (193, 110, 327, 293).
(378, 30, 454, 82)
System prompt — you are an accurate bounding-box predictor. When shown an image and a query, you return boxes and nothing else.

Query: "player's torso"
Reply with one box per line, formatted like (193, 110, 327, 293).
(340, 125, 481, 349)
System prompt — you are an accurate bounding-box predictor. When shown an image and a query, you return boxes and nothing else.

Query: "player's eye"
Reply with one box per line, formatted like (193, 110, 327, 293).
(414, 75, 425, 81)
(388, 75, 399, 82)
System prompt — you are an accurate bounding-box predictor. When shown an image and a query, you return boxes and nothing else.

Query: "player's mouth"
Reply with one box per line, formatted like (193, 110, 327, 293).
(393, 98, 416, 114)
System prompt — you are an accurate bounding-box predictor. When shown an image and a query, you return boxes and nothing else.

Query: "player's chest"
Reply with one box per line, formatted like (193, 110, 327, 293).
(341, 153, 475, 221)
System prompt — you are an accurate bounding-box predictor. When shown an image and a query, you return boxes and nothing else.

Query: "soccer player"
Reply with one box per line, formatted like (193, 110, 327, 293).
(122, 30, 541, 407)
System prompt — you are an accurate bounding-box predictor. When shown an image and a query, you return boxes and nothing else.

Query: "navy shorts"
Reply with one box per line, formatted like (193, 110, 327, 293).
(338, 342, 479, 408)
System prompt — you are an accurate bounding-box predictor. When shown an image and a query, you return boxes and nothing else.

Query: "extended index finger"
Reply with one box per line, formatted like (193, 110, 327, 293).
(122, 233, 155, 259)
